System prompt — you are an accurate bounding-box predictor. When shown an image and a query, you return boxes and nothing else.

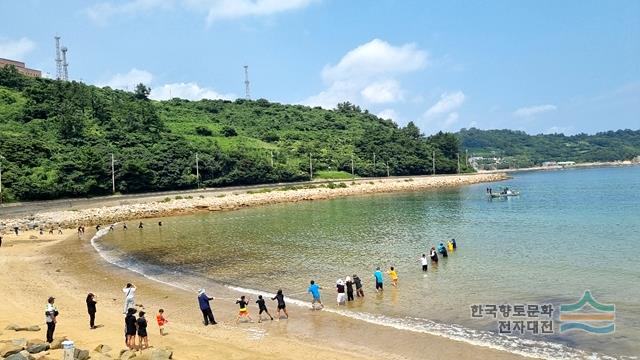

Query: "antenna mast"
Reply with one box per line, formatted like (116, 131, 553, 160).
(61, 46, 69, 81)
(54, 36, 63, 80)
(244, 65, 250, 100)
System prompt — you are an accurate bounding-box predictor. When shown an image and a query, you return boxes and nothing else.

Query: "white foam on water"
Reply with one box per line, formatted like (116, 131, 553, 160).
(91, 230, 619, 360)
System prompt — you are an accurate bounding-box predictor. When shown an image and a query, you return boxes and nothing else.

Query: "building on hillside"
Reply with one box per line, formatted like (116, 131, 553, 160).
(0, 58, 42, 78)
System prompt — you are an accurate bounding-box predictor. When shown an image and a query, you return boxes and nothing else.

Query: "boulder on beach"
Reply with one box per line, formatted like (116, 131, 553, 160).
(0, 343, 24, 357)
(73, 348, 90, 360)
(4, 324, 40, 332)
(26, 339, 44, 346)
(119, 349, 137, 360)
(26, 342, 49, 354)
(136, 347, 173, 360)
(4, 350, 34, 360)
(49, 337, 67, 350)
(94, 344, 112, 354)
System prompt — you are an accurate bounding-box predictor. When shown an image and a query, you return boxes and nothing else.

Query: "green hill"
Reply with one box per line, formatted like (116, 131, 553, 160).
(457, 128, 640, 169)
(0, 66, 468, 202)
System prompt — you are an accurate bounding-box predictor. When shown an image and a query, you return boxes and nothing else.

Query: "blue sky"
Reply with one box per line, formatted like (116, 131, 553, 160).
(0, 0, 638, 135)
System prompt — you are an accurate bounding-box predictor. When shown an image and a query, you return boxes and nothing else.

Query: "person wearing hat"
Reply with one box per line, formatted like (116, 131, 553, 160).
(122, 283, 136, 314)
(198, 289, 217, 326)
(45, 296, 58, 343)
(336, 279, 346, 306)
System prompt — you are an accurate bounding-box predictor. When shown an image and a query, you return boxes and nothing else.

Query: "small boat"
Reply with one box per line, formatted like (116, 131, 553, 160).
(487, 187, 520, 198)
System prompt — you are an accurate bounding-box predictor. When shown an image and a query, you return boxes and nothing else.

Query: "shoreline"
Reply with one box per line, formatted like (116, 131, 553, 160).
(1, 172, 508, 232)
(478, 160, 640, 174)
(0, 227, 528, 360)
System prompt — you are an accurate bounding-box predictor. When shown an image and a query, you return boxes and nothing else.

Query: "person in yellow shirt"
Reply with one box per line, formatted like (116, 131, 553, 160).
(387, 266, 398, 287)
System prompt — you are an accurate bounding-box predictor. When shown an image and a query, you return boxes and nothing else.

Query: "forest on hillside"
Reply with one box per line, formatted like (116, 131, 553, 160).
(457, 128, 640, 168)
(0, 66, 467, 202)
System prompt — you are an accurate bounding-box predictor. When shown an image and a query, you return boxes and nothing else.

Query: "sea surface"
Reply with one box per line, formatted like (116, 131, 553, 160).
(95, 166, 640, 358)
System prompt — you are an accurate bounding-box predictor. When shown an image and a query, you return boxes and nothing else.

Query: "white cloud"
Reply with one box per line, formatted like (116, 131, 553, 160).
(0, 37, 36, 61)
(361, 80, 403, 104)
(99, 68, 154, 90)
(419, 91, 465, 133)
(98, 68, 234, 101)
(303, 39, 427, 109)
(321, 39, 427, 83)
(424, 91, 465, 118)
(86, 0, 315, 24)
(513, 104, 557, 118)
(186, 0, 315, 23)
(377, 108, 398, 121)
(151, 82, 235, 100)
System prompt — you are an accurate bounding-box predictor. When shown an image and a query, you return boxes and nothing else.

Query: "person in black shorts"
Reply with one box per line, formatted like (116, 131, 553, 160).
(256, 295, 273, 323)
(271, 289, 289, 320)
(125, 308, 137, 350)
(137, 311, 148, 350)
(345, 276, 355, 301)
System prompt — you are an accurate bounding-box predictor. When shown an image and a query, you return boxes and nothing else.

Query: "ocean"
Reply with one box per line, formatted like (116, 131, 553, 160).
(94, 166, 640, 358)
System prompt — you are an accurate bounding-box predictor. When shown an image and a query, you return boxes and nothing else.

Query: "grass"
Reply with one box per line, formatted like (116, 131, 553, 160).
(313, 170, 357, 180)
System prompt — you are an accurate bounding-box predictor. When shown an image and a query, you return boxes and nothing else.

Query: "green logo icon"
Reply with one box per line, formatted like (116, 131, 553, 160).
(559, 291, 615, 334)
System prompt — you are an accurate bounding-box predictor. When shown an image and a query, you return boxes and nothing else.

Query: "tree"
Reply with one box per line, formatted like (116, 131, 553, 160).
(134, 83, 151, 100)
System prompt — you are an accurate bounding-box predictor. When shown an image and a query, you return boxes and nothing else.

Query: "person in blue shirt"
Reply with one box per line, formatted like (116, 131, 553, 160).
(438, 243, 448, 257)
(374, 267, 384, 292)
(307, 280, 324, 309)
(197, 289, 217, 326)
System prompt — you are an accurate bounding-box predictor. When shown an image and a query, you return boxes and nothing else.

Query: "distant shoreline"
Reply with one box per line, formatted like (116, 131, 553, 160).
(478, 160, 640, 174)
(1, 172, 508, 231)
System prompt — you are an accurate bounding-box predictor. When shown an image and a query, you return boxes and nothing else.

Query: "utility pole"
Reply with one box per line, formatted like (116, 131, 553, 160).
(309, 153, 313, 180)
(270, 151, 274, 167)
(432, 151, 436, 175)
(465, 149, 469, 166)
(0, 155, 3, 205)
(351, 154, 355, 178)
(457, 153, 460, 174)
(386, 162, 390, 177)
(110, 153, 115, 194)
(195, 153, 200, 189)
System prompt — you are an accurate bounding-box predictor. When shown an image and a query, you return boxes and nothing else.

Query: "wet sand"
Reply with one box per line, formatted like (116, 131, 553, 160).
(0, 231, 527, 359)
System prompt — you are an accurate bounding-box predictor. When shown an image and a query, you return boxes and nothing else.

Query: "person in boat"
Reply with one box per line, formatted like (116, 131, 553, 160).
(430, 247, 439, 263)
(437, 243, 448, 258)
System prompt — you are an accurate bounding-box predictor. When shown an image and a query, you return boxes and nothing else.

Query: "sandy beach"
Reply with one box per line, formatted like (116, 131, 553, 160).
(0, 172, 529, 360)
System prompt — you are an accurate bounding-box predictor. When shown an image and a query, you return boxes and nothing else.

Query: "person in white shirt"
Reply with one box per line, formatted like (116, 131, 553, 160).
(123, 283, 136, 314)
(421, 254, 429, 272)
(45, 296, 58, 343)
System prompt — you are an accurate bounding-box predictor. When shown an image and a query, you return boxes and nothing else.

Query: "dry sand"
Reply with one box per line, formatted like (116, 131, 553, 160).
(0, 173, 528, 360)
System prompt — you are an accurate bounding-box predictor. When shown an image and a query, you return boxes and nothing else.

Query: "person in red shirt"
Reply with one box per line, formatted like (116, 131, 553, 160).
(156, 309, 168, 336)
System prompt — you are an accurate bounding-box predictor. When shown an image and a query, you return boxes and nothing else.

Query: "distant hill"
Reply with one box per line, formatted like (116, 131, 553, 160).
(0, 66, 467, 202)
(457, 128, 640, 168)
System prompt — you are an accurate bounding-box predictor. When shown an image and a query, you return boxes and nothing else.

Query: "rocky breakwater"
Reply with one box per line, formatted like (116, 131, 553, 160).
(2, 173, 507, 232)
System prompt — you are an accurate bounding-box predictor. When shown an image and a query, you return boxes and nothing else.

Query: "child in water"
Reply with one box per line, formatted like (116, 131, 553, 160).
(256, 295, 273, 323)
(420, 254, 429, 272)
(387, 266, 398, 287)
(236, 295, 253, 323)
